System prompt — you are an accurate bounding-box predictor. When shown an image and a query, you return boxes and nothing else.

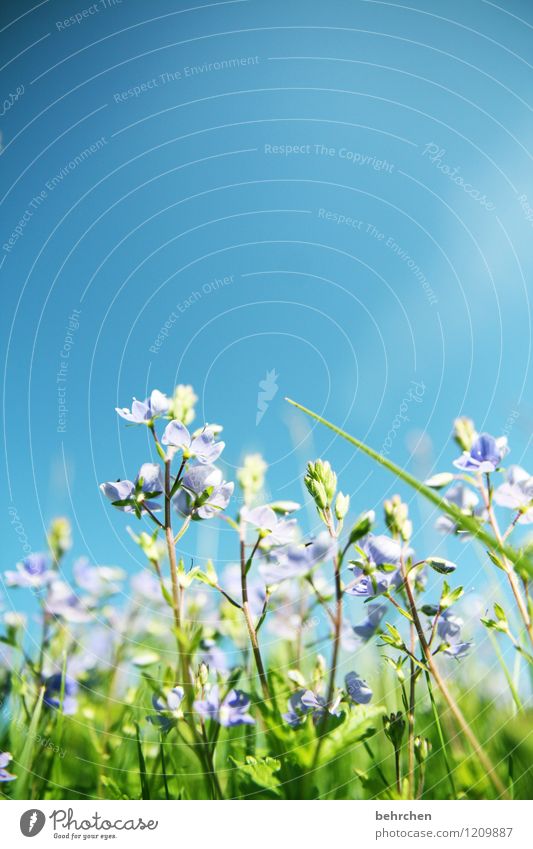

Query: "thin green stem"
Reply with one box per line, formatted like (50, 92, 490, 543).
(239, 534, 272, 704)
(401, 563, 508, 798)
(425, 672, 457, 798)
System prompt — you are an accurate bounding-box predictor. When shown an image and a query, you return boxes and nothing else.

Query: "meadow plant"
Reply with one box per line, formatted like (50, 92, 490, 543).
(1, 386, 532, 800)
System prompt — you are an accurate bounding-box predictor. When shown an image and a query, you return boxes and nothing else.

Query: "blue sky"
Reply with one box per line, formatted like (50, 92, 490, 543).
(1, 0, 532, 624)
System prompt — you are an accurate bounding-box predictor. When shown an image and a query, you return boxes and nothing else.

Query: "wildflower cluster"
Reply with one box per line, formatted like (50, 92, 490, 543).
(1, 391, 531, 801)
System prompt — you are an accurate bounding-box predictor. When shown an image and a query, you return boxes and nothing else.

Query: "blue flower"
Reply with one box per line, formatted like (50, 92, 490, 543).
(437, 610, 463, 643)
(100, 463, 164, 513)
(351, 604, 387, 642)
(199, 639, 228, 673)
(345, 534, 410, 598)
(45, 580, 92, 623)
(258, 532, 337, 584)
(173, 465, 234, 520)
(362, 534, 407, 566)
(345, 671, 373, 704)
(436, 610, 472, 659)
(443, 641, 472, 659)
(282, 688, 341, 727)
(241, 505, 298, 547)
(147, 686, 185, 731)
(282, 690, 310, 728)
(43, 673, 79, 715)
(435, 484, 484, 537)
(454, 432, 508, 474)
(4, 553, 55, 589)
(162, 421, 224, 464)
(0, 752, 15, 782)
(116, 389, 170, 424)
(494, 466, 533, 524)
(73, 558, 125, 597)
(194, 685, 255, 727)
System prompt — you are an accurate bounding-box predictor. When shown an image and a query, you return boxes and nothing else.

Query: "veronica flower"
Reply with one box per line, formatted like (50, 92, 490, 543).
(435, 610, 472, 659)
(199, 639, 228, 673)
(300, 690, 329, 724)
(130, 570, 166, 603)
(437, 610, 463, 643)
(345, 671, 373, 704)
(45, 581, 92, 623)
(493, 466, 533, 524)
(282, 690, 310, 728)
(351, 604, 387, 642)
(162, 421, 224, 464)
(116, 389, 170, 424)
(0, 752, 15, 782)
(73, 558, 125, 597)
(4, 553, 55, 589)
(241, 505, 298, 547)
(100, 463, 164, 513)
(282, 689, 341, 728)
(147, 687, 185, 731)
(194, 686, 255, 727)
(259, 532, 337, 584)
(453, 432, 508, 473)
(174, 465, 234, 519)
(435, 484, 484, 536)
(345, 534, 409, 598)
(43, 673, 79, 715)
(67, 627, 120, 675)
(442, 641, 472, 659)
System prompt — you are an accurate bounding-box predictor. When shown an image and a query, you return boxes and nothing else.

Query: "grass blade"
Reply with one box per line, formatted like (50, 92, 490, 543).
(134, 722, 151, 800)
(285, 398, 531, 577)
(14, 687, 45, 800)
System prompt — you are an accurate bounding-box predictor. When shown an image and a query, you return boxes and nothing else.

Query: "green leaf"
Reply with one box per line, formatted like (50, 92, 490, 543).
(487, 550, 506, 571)
(14, 687, 45, 800)
(494, 603, 507, 622)
(346, 511, 375, 546)
(134, 723, 151, 800)
(285, 398, 533, 578)
(441, 585, 464, 609)
(229, 755, 282, 797)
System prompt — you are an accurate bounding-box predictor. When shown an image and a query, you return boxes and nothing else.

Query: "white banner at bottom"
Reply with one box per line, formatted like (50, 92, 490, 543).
(2, 800, 530, 848)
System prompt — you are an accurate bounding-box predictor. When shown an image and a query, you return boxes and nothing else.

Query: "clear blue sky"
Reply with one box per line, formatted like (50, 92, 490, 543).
(1, 0, 532, 622)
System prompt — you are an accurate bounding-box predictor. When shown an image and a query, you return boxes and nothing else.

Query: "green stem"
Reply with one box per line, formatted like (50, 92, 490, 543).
(401, 560, 508, 798)
(394, 747, 402, 795)
(239, 537, 272, 703)
(407, 622, 417, 799)
(425, 672, 457, 798)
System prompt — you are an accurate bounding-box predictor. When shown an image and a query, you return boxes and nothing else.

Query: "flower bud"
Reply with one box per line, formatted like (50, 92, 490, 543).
(197, 662, 209, 688)
(384, 495, 411, 541)
(47, 517, 72, 561)
(170, 384, 197, 426)
(312, 654, 327, 687)
(237, 453, 267, 504)
(453, 417, 477, 452)
(335, 492, 350, 521)
(305, 460, 337, 511)
(414, 736, 431, 763)
(383, 711, 406, 749)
